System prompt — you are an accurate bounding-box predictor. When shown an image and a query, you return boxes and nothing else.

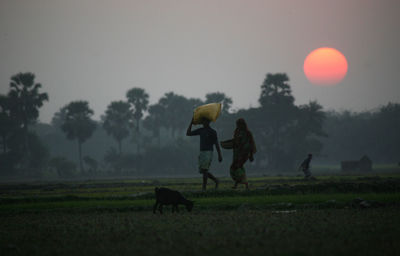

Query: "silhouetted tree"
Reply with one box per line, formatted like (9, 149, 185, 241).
(286, 101, 327, 165)
(296, 101, 327, 137)
(374, 103, 400, 162)
(48, 156, 76, 178)
(7, 72, 48, 158)
(158, 92, 202, 137)
(5, 130, 49, 176)
(51, 107, 67, 129)
(143, 104, 165, 146)
(204, 92, 234, 139)
(321, 110, 372, 163)
(0, 95, 16, 154)
(205, 92, 233, 114)
(60, 101, 96, 172)
(258, 73, 297, 170)
(126, 87, 149, 132)
(102, 101, 133, 154)
(83, 156, 98, 176)
(126, 88, 149, 154)
(321, 102, 400, 164)
(158, 92, 182, 137)
(259, 73, 294, 108)
(178, 97, 203, 133)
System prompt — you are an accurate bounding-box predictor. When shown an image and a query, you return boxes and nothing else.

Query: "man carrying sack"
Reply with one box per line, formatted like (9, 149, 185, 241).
(186, 103, 223, 191)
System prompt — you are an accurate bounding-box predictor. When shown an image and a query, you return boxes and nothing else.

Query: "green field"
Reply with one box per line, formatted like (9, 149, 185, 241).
(1, 174, 400, 255)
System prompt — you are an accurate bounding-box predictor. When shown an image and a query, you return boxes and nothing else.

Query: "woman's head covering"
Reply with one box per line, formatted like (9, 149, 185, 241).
(236, 118, 248, 131)
(234, 118, 257, 154)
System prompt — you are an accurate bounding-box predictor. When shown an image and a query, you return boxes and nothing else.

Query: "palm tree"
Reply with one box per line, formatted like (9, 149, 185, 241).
(0, 95, 17, 154)
(60, 101, 96, 173)
(126, 88, 149, 154)
(102, 101, 133, 154)
(7, 72, 48, 156)
(143, 104, 165, 147)
(126, 88, 149, 132)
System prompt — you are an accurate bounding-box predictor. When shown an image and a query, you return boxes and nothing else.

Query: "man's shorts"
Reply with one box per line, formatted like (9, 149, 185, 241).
(198, 151, 213, 173)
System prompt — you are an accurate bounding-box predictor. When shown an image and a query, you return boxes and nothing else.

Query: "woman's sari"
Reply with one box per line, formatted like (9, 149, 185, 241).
(229, 127, 256, 183)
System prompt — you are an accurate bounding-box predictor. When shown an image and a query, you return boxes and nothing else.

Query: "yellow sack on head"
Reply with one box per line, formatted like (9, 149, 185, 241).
(193, 103, 222, 124)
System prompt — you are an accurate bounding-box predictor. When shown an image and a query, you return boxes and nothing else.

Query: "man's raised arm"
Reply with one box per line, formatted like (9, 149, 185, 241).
(186, 118, 194, 136)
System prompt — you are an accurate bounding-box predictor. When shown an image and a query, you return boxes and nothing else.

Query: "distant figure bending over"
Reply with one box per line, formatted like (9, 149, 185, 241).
(299, 153, 314, 179)
(187, 117, 222, 191)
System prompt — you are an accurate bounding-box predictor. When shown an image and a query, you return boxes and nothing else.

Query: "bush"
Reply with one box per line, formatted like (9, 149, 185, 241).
(48, 156, 77, 178)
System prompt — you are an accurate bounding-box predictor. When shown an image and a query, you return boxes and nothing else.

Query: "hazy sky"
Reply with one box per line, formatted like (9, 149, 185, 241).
(1, 0, 399, 123)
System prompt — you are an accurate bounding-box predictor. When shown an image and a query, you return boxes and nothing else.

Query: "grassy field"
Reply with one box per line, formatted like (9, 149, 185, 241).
(1, 174, 400, 256)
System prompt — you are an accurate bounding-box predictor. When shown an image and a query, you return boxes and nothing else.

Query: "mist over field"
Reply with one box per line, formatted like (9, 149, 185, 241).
(0, 71, 399, 180)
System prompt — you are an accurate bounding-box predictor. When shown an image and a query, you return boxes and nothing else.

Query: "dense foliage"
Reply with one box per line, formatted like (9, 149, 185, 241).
(1, 72, 399, 178)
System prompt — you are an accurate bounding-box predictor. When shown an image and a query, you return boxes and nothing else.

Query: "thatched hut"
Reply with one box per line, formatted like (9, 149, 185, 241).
(341, 155, 372, 172)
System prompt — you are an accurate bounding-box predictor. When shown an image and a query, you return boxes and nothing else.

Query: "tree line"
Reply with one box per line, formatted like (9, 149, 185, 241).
(1, 72, 399, 179)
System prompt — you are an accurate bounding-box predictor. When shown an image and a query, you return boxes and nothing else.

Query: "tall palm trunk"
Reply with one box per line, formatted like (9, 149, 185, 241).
(78, 140, 84, 173)
(136, 118, 140, 155)
(23, 120, 29, 154)
(21, 120, 30, 167)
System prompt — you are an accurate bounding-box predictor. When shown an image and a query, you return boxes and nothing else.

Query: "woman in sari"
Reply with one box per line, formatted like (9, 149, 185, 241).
(222, 118, 256, 189)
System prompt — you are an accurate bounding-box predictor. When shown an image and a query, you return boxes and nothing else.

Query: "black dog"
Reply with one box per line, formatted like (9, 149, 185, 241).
(153, 187, 194, 214)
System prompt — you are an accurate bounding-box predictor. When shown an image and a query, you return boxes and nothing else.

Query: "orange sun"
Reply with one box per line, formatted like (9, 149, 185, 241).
(303, 47, 348, 86)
